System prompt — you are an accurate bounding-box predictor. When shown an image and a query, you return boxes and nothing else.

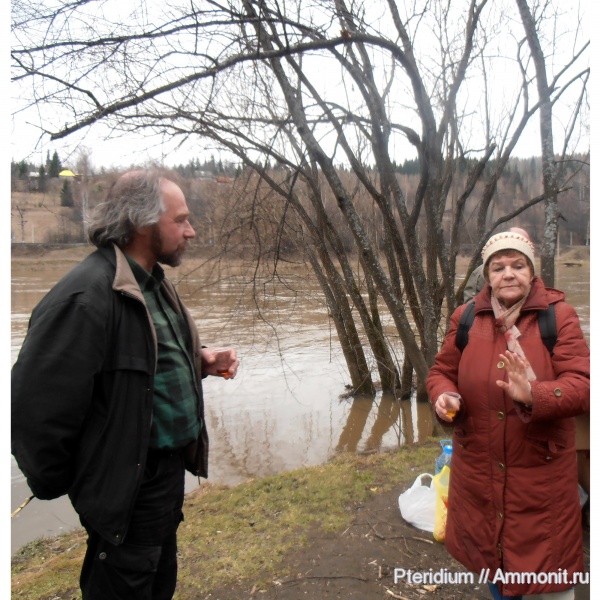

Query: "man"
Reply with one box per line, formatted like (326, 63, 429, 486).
(12, 169, 239, 599)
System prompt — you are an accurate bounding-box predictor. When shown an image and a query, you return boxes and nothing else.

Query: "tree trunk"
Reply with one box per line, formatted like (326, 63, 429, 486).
(516, 0, 558, 285)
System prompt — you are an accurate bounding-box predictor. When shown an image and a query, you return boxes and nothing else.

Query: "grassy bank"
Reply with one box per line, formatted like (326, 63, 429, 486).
(11, 443, 441, 599)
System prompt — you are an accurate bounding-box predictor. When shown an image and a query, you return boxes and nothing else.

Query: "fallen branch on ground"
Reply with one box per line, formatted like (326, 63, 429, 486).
(385, 589, 411, 599)
(279, 574, 369, 585)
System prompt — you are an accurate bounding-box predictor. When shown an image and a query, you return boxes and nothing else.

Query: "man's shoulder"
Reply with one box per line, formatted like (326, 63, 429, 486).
(35, 247, 116, 309)
(60, 247, 114, 285)
(462, 264, 486, 303)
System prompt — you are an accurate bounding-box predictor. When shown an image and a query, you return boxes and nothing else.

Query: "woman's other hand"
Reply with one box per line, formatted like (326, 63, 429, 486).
(496, 351, 533, 405)
(435, 392, 461, 422)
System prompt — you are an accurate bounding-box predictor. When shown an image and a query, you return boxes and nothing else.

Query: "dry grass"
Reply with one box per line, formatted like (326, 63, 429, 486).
(11, 443, 440, 599)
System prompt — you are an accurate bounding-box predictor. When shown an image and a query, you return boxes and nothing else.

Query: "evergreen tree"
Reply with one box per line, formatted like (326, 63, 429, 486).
(18, 160, 28, 179)
(38, 164, 47, 192)
(512, 169, 523, 191)
(49, 150, 61, 177)
(60, 179, 74, 207)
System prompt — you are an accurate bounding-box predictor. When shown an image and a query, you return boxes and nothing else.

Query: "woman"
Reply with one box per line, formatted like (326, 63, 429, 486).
(427, 231, 589, 600)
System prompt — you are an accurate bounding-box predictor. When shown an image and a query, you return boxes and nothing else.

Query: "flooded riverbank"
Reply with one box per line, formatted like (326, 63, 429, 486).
(10, 246, 590, 553)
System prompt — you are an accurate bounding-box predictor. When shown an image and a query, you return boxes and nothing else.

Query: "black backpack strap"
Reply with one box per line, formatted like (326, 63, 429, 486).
(456, 300, 476, 352)
(455, 300, 557, 355)
(537, 304, 557, 355)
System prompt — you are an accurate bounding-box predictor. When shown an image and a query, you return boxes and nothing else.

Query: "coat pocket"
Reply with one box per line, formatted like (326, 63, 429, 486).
(525, 421, 574, 464)
(452, 417, 475, 450)
(96, 540, 162, 573)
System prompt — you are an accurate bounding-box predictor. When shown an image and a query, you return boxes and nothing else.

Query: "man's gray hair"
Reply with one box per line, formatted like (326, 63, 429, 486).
(88, 170, 165, 248)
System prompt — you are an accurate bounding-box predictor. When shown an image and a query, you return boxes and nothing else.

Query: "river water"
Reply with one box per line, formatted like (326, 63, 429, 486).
(10, 255, 589, 553)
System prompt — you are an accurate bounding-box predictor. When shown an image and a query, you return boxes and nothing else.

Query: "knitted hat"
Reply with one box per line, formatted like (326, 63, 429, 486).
(481, 231, 535, 273)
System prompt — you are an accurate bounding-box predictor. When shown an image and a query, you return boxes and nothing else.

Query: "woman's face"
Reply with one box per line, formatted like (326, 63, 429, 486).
(487, 251, 533, 308)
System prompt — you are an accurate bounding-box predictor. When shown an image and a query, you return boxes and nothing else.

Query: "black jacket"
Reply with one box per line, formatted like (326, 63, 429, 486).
(11, 244, 209, 545)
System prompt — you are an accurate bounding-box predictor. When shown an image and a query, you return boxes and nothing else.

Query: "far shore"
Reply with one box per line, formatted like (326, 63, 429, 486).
(11, 241, 589, 270)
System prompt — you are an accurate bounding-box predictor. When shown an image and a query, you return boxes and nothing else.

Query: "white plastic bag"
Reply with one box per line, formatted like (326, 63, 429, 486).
(398, 473, 436, 532)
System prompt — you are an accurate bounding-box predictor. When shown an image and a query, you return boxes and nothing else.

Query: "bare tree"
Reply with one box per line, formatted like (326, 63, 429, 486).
(11, 0, 589, 398)
(13, 205, 28, 243)
(515, 0, 589, 285)
(75, 147, 92, 240)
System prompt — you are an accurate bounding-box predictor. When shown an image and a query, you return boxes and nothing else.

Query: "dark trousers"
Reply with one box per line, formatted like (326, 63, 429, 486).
(80, 449, 186, 600)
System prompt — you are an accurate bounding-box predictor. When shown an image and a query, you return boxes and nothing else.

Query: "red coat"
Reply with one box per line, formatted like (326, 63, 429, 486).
(426, 277, 589, 596)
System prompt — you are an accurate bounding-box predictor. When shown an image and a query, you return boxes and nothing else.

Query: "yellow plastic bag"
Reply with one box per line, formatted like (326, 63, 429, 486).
(433, 465, 450, 542)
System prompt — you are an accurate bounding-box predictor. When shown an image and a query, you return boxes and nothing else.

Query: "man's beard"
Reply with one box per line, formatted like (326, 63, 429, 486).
(151, 225, 186, 267)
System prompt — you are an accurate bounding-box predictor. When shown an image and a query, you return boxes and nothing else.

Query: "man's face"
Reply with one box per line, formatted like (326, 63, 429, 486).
(151, 180, 196, 267)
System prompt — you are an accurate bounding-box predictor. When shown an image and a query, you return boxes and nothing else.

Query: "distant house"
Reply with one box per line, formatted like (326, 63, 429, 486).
(216, 176, 233, 184)
(26, 171, 40, 192)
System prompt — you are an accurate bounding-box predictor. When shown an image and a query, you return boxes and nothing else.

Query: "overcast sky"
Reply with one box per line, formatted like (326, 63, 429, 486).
(11, 98, 566, 172)
(12, 41, 584, 172)
(9, 0, 591, 173)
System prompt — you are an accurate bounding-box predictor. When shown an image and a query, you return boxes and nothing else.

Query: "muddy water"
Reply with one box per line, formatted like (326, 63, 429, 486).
(10, 257, 589, 553)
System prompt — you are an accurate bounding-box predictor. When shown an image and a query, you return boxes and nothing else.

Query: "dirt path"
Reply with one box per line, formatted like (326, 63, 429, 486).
(184, 485, 590, 600)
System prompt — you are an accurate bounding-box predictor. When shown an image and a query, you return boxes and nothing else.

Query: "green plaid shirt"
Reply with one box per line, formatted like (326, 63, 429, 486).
(126, 257, 201, 450)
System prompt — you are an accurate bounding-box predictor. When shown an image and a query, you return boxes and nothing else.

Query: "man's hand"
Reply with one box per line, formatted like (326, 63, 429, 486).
(201, 347, 240, 379)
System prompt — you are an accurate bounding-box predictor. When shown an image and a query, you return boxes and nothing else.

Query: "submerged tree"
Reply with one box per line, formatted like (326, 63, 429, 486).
(11, 0, 589, 397)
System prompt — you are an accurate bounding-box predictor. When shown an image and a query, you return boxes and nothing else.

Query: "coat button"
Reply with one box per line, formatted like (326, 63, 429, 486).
(498, 512, 503, 520)
(497, 411, 505, 420)
(498, 463, 505, 471)
(99, 552, 107, 560)
(554, 388, 563, 397)
(497, 361, 505, 369)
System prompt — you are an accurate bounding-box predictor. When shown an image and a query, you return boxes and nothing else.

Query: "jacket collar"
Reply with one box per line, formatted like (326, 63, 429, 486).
(105, 243, 183, 314)
(105, 243, 146, 303)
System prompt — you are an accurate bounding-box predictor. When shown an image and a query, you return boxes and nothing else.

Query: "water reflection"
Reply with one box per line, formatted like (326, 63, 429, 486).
(10, 255, 589, 552)
(334, 392, 433, 452)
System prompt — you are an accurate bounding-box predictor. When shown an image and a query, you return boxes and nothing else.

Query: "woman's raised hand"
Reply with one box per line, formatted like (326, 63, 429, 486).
(496, 351, 533, 405)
